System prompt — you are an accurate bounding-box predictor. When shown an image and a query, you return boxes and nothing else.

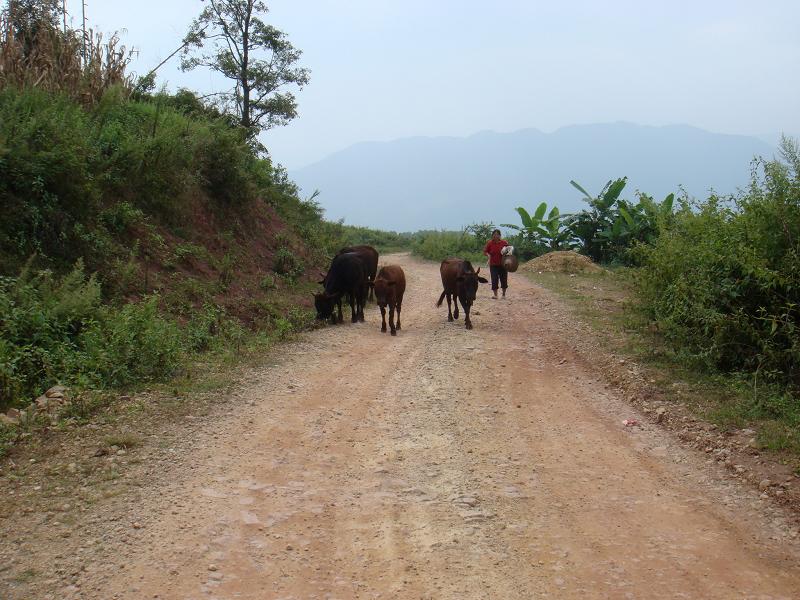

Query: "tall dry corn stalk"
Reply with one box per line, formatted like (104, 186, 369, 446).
(0, 11, 134, 104)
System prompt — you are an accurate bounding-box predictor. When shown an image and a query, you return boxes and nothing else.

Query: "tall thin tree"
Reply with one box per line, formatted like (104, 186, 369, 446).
(181, 0, 310, 134)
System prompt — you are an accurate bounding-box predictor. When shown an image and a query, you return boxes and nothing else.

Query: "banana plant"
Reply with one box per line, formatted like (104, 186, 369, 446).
(502, 202, 574, 250)
(540, 206, 576, 250)
(570, 177, 628, 213)
(566, 177, 628, 261)
(502, 201, 547, 238)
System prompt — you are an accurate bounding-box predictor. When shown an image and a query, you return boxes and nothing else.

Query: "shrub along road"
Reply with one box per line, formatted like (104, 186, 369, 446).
(2, 253, 800, 599)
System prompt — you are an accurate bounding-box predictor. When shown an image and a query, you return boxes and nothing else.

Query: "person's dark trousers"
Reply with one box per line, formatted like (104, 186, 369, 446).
(490, 265, 508, 291)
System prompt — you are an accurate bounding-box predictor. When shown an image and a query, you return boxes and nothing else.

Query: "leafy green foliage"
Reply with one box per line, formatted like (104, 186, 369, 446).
(567, 177, 628, 262)
(330, 224, 413, 252)
(637, 138, 800, 391)
(566, 177, 675, 264)
(0, 86, 268, 276)
(502, 202, 574, 258)
(100, 202, 145, 233)
(0, 38, 336, 438)
(272, 247, 304, 279)
(411, 227, 488, 264)
(0, 262, 181, 409)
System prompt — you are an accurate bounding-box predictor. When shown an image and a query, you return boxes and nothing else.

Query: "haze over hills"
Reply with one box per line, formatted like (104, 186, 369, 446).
(289, 122, 778, 232)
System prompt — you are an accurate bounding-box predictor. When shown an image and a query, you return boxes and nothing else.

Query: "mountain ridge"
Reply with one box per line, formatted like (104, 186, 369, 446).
(290, 122, 777, 232)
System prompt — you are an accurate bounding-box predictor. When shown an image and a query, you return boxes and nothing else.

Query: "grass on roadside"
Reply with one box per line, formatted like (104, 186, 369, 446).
(0, 299, 317, 458)
(526, 269, 800, 462)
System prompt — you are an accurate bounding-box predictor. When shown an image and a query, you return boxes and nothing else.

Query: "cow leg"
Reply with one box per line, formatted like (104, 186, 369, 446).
(337, 298, 343, 324)
(453, 294, 460, 320)
(379, 305, 387, 332)
(446, 294, 453, 321)
(395, 301, 401, 330)
(349, 293, 358, 323)
(368, 278, 374, 302)
(463, 301, 473, 330)
(358, 285, 366, 322)
(389, 304, 397, 336)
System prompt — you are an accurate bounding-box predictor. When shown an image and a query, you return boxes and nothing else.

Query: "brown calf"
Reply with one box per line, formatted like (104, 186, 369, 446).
(436, 258, 488, 330)
(372, 265, 406, 335)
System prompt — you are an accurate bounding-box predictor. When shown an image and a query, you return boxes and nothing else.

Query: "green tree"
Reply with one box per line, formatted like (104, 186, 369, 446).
(181, 0, 310, 134)
(466, 221, 496, 244)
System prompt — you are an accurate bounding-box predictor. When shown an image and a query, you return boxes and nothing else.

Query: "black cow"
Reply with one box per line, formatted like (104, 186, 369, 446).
(314, 252, 368, 324)
(436, 258, 488, 330)
(337, 245, 379, 301)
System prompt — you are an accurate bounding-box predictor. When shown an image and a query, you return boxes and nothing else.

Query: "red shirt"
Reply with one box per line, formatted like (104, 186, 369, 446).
(483, 239, 509, 266)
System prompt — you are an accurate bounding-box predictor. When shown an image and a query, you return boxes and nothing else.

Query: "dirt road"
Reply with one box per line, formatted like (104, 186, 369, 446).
(4, 253, 800, 599)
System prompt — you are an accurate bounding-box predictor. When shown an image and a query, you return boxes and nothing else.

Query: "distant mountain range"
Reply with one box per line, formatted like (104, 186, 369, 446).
(289, 122, 778, 232)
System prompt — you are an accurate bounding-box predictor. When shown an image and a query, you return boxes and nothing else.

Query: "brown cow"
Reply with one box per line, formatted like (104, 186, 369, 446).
(372, 265, 406, 335)
(337, 245, 379, 301)
(436, 258, 488, 330)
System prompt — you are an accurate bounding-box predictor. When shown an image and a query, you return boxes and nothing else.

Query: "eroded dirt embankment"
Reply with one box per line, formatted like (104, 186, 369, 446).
(2, 253, 799, 599)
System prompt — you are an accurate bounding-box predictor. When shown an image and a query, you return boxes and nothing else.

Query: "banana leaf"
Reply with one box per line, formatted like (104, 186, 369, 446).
(515, 207, 533, 229)
(569, 179, 593, 201)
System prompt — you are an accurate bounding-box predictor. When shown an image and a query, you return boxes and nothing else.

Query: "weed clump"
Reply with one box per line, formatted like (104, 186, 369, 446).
(0, 261, 181, 410)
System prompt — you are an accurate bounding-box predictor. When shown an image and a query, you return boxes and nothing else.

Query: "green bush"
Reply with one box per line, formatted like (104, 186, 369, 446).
(337, 225, 413, 252)
(100, 201, 145, 233)
(259, 274, 276, 291)
(637, 138, 800, 390)
(0, 261, 182, 409)
(411, 229, 486, 264)
(0, 88, 99, 271)
(186, 303, 224, 352)
(272, 247, 304, 278)
(79, 296, 182, 388)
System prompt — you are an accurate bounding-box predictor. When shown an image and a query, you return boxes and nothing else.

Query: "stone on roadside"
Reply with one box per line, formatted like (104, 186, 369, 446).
(759, 479, 773, 491)
(45, 386, 69, 399)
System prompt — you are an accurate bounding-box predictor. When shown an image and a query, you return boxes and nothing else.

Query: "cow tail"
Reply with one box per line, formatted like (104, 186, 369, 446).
(436, 290, 446, 307)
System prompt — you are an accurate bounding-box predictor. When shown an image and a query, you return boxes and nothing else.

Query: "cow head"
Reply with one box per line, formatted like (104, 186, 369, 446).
(457, 266, 488, 306)
(313, 292, 337, 320)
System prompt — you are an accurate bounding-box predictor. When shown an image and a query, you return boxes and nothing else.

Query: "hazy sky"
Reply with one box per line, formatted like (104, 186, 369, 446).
(73, 1, 800, 169)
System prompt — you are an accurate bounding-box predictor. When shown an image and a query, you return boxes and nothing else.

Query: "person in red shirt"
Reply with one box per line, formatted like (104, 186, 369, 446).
(483, 229, 509, 299)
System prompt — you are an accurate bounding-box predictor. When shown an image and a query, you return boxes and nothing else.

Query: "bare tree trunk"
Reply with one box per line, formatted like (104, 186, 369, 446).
(240, 0, 252, 129)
